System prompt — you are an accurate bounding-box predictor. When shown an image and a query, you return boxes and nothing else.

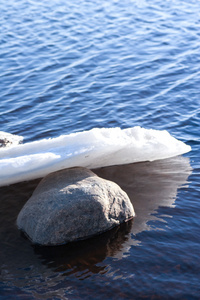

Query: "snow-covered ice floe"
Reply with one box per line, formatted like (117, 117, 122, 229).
(0, 127, 191, 187)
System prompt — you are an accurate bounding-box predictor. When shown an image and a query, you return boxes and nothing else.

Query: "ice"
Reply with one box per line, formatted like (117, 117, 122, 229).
(0, 127, 191, 187)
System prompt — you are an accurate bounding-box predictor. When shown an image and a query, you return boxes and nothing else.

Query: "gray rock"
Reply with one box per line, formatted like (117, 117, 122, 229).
(17, 167, 135, 246)
(0, 131, 23, 148)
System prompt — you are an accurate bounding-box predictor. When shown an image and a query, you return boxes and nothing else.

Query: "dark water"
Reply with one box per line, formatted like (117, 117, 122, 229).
(0, 0, 200, 298)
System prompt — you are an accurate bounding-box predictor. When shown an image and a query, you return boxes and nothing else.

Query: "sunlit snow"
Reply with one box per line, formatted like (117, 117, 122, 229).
(0, 127, 191, 187)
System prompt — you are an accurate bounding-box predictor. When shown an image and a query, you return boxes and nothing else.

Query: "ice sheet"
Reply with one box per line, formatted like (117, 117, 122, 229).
(0, 127, 191, 187)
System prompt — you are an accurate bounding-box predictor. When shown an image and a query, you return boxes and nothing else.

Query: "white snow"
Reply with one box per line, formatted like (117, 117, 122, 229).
(0, 127, 191, 187)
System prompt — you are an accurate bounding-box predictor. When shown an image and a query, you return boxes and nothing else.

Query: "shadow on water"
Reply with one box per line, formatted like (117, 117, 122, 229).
(95, 156, 192, 235)
(0, 156, 191, 289)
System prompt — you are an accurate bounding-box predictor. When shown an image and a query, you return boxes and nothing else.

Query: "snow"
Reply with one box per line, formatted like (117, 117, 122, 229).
(0, 127, 191, 187)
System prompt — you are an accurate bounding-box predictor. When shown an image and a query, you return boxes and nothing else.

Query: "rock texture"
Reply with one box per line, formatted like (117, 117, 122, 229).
(0, 131, 23, 148)
(17, 167, 134, 246)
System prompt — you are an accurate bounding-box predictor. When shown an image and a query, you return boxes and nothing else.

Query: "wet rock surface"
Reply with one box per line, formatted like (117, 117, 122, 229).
(17, 167, 134, 246)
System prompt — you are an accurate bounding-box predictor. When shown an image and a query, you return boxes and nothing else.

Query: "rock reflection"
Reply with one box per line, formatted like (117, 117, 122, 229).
(35, 155, 191, 273)
(34, 220, 133, 276)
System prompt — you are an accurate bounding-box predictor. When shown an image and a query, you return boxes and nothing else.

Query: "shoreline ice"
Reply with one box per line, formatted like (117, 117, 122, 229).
(0, 127, 191, 187)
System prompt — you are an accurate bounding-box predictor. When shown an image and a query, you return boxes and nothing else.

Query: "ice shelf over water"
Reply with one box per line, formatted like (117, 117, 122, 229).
(0, 127, 191, 187)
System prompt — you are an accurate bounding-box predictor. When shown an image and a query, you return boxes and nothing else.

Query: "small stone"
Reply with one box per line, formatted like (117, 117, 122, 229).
(0, 131, 23, 148)
(17, 167, 134, 246)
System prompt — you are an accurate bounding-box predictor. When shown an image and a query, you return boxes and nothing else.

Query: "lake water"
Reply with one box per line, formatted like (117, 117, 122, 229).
(0, 0, 200, 299)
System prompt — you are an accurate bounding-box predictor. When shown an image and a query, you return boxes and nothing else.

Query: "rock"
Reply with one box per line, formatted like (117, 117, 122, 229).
(17, 167, 135, 246)
(0, 131, 23, 148)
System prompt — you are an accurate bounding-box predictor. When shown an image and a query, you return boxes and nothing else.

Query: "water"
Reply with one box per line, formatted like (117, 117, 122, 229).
(0, 0, 200, 298)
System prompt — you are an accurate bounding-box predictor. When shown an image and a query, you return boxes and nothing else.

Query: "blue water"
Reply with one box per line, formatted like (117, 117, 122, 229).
(0, 0, 200, 298)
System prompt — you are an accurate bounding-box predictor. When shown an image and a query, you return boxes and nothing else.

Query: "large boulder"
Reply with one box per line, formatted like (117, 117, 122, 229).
(17, 167, 134, 246)
(0, 131, 23, 148)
